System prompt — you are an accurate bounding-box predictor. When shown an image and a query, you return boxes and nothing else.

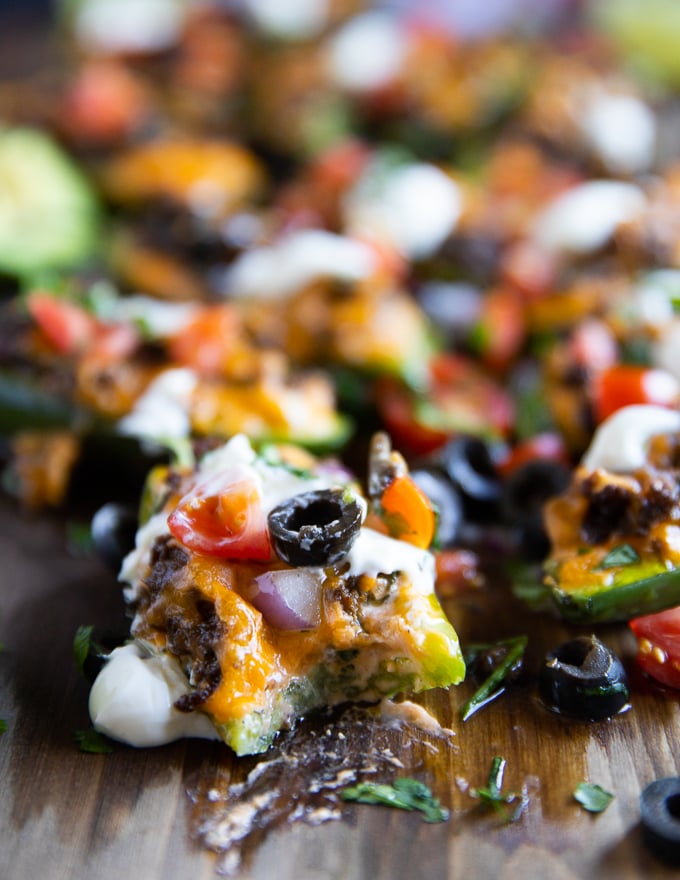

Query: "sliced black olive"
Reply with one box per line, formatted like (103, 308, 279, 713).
(538, 635, 630, 721)
(438, 435, 502, 519)
(268, 488, 362, 567)
(91, 502, 139, 573)
(501, 459, 572, 560)
(410, 466, 463, 547)
(640, 778, 680, 864)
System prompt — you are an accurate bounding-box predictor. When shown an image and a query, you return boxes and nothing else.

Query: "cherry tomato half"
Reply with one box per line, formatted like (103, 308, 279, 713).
(26, 291, 96, 354)
(592, 364, 680, 425)
(376, 353, 514, 457)
(630, 607, 680, 690)
(168, 467, 272, 560)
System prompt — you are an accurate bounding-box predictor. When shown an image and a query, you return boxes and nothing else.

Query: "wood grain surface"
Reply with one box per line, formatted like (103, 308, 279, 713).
(2, 494, 680, 880)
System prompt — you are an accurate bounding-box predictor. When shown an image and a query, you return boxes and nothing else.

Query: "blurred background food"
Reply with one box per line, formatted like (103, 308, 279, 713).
(1, 0, 680, 560)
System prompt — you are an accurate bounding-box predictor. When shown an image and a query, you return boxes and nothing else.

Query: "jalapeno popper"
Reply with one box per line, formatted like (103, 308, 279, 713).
(88, 432, 465, 755)
(543, 404, 680, 622)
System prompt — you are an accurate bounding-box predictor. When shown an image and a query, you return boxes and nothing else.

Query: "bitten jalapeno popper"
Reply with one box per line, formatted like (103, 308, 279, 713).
(89, 432, 465, 755)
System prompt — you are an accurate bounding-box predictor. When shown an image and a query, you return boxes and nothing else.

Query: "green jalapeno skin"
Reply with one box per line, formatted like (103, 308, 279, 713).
(549, 563, 680, 624)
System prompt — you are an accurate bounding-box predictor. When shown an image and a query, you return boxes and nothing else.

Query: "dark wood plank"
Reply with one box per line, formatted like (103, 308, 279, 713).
(2, 495, 680, 879)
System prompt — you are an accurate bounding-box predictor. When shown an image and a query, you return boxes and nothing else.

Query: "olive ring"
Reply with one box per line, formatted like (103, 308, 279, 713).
(538, 635, 630, 721)
(640, 778, 680, 864)
(268, 488, 362, 567)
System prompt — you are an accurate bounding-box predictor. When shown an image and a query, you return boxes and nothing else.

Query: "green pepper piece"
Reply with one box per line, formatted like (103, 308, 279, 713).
(548, 560, 680, 623)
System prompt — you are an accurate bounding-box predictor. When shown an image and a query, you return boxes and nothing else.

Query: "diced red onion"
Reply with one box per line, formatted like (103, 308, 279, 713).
(246, 568, 323, 630)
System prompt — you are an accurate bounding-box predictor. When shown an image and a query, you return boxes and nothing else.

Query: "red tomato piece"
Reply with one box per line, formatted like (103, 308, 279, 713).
(630, 607, 680, 690)
(168, 304, 240, 377)
(497, 431, 570, 478)
(26, 292, 96, 355)
(376, 353, 514, 457)
(592, 364, 680, 424)
(168, 468, 272, 560)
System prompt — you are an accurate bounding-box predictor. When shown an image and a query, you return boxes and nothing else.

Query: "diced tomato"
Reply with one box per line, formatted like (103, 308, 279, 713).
(58, 61, 148, 145)
(168, 468, 272, 560)
(310, 139, 371, 194)
(592, 364, 680, 425)
(630, 607, 680, 690)
(89, 322, 141, 364)
(26, 292, 96, 355)
(377, 353, 514, 457)
(168, 304, 241, 377)
(380, 474, 435, 549)
(469, 285, 526, 371)
(497, 431, 571, 478)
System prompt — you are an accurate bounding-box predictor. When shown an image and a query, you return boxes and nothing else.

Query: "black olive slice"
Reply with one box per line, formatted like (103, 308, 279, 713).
(91, 502, 139, 573)
(268, 488, 363, 567)
(641, 778, 680, 864)
(438, 435, 501, 518)
(501, 459, 571, 560)
(538, 635, 630, 721)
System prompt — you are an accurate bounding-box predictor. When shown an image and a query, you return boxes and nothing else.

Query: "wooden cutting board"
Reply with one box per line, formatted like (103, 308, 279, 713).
(1, 494, 680, 880)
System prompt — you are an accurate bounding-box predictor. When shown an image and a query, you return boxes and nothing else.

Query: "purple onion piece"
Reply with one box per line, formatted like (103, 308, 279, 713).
(246, 568, 323, 630)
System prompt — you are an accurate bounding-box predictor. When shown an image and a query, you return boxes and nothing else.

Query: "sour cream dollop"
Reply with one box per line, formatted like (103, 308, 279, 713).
(581, 404, 680, 473)
(89, 644, 219, 747)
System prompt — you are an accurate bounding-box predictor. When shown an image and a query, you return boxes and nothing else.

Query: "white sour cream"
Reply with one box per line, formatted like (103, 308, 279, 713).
(74, 0, 186, 54)
(89, 643, 219, 747)
(581, 90, 657, 175)
(326, 12, 409, 94)
(581, 404, 680, 473)
(652, 320, 680, 383)
(534, 180, 646, 255)
(240, 0, 330, 40)
(345, 528, 435, 596)
(117, 367, 197, 443)
(224, 229, 377, 300)
(343, 161, 462, 259)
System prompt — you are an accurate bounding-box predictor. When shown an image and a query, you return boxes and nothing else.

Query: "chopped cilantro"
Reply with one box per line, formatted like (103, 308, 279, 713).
(573, 782, 614, 813)
(594, 544, 640, 571)
(74, 728, 113, 754)
(0, 719, 7, 735)
(73, 625, 104, 677)
(470, 756, 528, 822)
(341, 777, 449, 823)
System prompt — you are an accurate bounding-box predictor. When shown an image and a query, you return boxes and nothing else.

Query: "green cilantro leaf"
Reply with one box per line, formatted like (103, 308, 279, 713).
(74, 728, 113, 754)
(594, 544, 640, 570)
(341, 777, 449, 823)
(573, 782, 614, 813)
(73, 625, 105, 677)
(0, 719, 8, 735)
(470, 756, 528, 822)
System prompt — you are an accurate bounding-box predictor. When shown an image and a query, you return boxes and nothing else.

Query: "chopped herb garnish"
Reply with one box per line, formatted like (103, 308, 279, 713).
(74, 727, 113, 754)
(0, 719, 7, 735)
(341, 777, 449, 823)
(470, 756, 528, 822)
(594, 544, 640, 571)
(573, 782, 614, 813)
(460, 635, 528, 722)
(73, 625, 105, 677)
